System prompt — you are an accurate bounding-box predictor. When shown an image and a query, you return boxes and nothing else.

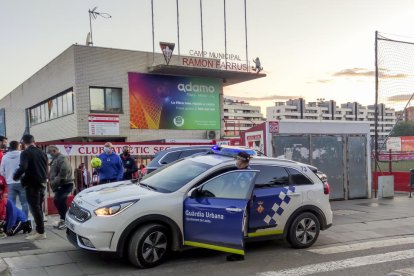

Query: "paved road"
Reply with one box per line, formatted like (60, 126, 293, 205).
(2, 194, 414, 276)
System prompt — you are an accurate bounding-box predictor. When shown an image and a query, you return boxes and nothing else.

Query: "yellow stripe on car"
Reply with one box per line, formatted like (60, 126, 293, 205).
(184, 241, 244, 255)
(247, 230, 283, 237)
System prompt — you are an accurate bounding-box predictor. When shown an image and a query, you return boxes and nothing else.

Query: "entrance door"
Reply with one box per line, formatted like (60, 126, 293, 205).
(184, 170, 258, 255)
(347, 136, 368, 199)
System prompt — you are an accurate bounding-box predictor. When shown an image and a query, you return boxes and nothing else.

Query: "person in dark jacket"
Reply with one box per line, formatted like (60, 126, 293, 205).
(97, 142, 123, 184)
(13, 134, 48, 241)
(120, 146, 138, 180)
(47, 145, 74, 230)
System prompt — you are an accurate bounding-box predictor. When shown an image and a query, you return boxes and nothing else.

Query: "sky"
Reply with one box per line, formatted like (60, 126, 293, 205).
(2, 0, 414, 116)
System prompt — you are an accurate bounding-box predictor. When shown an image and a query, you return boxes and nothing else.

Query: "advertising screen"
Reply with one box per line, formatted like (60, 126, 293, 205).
(128, 73, 221, 130)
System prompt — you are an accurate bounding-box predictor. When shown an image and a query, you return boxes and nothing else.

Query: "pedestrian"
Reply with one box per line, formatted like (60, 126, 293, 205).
(3, 199, 32, 236)
(139, 164, 146, 177)
(226, 151, 252, 262)
(13, 134, 48, 240)
(97, 142, 123, 184)
(47, 145, 74, 230)
(0, 136, 8, 164)
(74, 163, 91, 194)
(0, 140, 29, 217)
(0, 174, 7, 239)
(120, 146, 138, 180)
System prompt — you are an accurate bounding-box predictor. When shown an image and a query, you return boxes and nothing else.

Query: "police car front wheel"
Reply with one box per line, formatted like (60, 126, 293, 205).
(128, 224, 170, 268)
(288, 212, 320, 249)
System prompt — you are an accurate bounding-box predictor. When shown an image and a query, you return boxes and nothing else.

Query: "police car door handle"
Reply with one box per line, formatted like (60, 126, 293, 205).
(289, 193, 301, 197)
(225, 207, 243, 213)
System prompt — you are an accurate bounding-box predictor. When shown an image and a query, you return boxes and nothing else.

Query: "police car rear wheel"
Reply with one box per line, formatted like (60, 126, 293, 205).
(128, 224, 170, 268)
(288, 212, 320, 249)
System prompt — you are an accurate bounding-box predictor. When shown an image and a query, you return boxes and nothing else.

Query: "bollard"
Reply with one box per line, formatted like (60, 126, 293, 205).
(409, 168, 414, 198)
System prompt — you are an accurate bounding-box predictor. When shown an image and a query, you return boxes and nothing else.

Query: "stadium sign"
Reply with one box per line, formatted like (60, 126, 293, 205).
(183, 50, 248, 72)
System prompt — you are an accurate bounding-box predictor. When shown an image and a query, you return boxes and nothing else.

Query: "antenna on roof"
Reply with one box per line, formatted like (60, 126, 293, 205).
(88, 7, 112, 46)
(86, 32, 92, 46)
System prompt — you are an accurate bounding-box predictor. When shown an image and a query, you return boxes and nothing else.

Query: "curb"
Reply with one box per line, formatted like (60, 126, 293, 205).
(0, 258, 9, 276)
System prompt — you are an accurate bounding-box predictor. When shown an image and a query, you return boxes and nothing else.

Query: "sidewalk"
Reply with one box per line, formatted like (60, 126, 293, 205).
(1, 193, 414, 276)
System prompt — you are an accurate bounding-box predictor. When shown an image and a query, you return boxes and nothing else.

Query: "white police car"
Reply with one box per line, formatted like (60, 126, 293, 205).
(66, 146, 332, 268)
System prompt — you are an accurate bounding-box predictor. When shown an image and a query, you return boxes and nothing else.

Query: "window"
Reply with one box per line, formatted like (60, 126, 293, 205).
(57, 95, 63, 117)
(90, 87, 122, 113)
(200, 171, 256, 199)
(67, 91, 74, 114)
(140, 159, 212, 192)
(159, 151, 181, 165)
(62, 93, 68, 116)
(179, 149, 209, 158)
(287, 168, 313, 185)
(90, 88, 105, 111)
(29, 88, 74, 126)
(43, 103, 49, 121)
(251, 165, 289, 186)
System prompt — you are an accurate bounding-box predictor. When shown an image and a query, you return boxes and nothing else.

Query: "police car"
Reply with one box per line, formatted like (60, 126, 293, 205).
(66, 146, 332, 268)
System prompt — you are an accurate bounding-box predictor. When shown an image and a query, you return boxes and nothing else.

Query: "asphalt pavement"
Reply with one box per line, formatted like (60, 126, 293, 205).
(2, 193, 414, 276)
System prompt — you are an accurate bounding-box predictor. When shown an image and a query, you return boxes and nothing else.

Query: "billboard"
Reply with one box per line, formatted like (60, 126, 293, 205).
(128, 73, 220, 130)
(386, 136, 414, 152)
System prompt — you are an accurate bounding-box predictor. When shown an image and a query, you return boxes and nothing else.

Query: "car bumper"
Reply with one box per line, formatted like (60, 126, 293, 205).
(65, 215, 116, 252)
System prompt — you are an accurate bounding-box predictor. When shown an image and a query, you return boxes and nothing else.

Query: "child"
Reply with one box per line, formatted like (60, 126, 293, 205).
(0, 174, 8, 238)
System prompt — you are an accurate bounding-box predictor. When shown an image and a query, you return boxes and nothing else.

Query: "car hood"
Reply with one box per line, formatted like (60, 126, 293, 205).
(75, 181, 157, 207)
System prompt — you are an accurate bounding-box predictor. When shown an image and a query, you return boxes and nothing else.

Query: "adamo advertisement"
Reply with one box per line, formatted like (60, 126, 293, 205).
(128, 73, 220, 130)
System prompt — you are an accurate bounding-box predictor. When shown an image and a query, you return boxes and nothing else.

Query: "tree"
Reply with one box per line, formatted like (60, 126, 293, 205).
(390, 121, 414, 136)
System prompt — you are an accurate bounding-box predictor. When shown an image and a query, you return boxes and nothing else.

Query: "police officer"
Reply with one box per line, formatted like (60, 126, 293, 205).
(227, 151, 252, 262)
(236, 151, 251, 170)
(120, 146, 138, 180)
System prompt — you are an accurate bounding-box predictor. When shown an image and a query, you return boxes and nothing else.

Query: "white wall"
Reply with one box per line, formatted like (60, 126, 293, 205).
(0, 46, 76, 141)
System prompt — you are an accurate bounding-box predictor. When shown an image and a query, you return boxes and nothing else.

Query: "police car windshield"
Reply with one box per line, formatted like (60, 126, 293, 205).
(140, 159, 212, 193)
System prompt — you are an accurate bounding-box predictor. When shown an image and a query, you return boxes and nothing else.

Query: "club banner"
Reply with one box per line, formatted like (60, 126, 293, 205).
(128, 73, 221, 130)
(159, 42, 175, 65)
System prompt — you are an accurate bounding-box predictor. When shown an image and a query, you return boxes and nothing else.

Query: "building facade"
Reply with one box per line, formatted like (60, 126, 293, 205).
(0, 45, 264, 143)
(267, 98, 396, 138)
(222, 98, 266, 138)
(396, 106, 414, 122)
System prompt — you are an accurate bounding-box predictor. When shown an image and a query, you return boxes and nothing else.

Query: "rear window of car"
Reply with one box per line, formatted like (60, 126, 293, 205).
(179, 148, 209, 158)
(287, 168, 313, 185)
(159, 151, 181, 165)
(251, 165, 289, 186)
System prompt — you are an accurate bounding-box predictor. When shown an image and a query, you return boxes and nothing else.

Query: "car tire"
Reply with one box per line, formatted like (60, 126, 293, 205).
(287, 212, 320, 249)
(128, 224, 170, 268)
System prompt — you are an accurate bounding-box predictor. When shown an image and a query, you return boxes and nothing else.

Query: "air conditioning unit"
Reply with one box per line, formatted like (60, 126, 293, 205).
(206, 130, 217, 140)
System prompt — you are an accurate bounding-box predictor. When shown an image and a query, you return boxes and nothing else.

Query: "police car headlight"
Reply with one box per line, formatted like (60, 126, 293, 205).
(94, 200, 138, 216)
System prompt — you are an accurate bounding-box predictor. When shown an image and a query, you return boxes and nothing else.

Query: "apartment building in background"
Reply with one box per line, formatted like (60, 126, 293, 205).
(266, 98, 396, 138)
(223, 98, 266, 138)
(396, 106, 414, 122)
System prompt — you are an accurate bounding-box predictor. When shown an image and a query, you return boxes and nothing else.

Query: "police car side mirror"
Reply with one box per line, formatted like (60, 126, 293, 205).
(188, 187, 200, 198)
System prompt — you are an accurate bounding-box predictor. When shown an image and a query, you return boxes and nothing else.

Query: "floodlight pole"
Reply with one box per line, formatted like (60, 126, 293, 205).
(200, 0, 204, 57)
(151, 0, 155, 64)
(224, 0, 228, 68)
(244, 0, 249, 71)
(374, 30, 379, 198)
(176, 0, 180, 57)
